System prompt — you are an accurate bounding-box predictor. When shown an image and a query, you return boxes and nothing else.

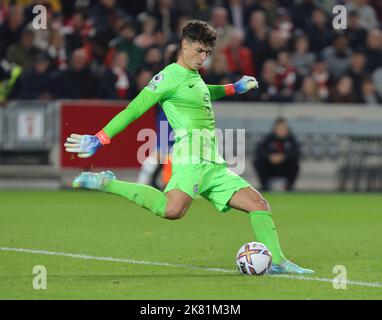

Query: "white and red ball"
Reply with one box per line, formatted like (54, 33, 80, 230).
(236, 242, 272, 276)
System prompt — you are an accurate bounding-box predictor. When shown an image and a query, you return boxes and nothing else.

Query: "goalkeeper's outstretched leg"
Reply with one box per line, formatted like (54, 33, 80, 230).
(73, 171, 192, 220)
(73, 171, 313, 275)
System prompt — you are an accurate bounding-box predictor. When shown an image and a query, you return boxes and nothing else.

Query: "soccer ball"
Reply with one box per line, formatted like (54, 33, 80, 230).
(236, 242, 272, 276)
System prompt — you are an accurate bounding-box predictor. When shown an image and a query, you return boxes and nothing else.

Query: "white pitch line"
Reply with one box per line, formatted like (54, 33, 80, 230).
(0, 247, 234, 274)
(1, 247, 382, 288)
(270, 274, 382, 288)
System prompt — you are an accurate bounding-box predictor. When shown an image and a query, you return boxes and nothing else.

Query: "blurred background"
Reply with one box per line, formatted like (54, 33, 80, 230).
(0, 0, 381, 192)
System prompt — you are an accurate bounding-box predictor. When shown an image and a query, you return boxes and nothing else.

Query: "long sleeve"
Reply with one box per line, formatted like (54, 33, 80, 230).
(102, 88, 159, 139)
(207, 84, 226, 101)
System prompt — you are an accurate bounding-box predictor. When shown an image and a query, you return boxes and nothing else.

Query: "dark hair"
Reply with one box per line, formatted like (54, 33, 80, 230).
(273, 117, 288, 128)
(182, 20, 217, 47)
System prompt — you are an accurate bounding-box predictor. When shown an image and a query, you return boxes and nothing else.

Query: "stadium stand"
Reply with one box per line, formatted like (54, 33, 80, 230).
(0, 0, 381, 191)
(0, 0, 380, 103)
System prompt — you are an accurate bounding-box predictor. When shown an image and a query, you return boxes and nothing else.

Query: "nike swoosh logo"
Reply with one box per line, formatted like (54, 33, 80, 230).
(189, 84, 195, 88)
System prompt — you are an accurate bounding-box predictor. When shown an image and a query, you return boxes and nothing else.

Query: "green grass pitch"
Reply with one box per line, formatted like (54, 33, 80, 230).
(0, 190, 381, 299)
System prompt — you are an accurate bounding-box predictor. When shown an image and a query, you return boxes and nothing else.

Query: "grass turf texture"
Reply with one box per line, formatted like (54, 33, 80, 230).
(0, 190, 381, 299)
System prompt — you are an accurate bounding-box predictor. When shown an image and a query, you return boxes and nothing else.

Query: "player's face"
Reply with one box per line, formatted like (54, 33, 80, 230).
(182, 40, 212, 70)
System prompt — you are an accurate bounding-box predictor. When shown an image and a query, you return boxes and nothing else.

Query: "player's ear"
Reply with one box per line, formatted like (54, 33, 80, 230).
(181, 38, 189, 51)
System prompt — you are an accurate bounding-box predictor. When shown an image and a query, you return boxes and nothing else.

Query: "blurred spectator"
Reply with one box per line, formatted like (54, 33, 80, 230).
(322, 33, 352, 79)
(264, 29, 288, 60)
(0, 5, 25, 58)
(273, 7, 293, 41)
(258, 59, 277, 101)
(292, 0, 317, 30)
(311, 56, 331, 101)
(329, 75, 356, 103)
(19, 52, 54, 100)
(6, 27, 41, 70)
(358, 75, 382, 104)
(346, 0, 379, 30)
(54, 48, 101, 99)
(345, 51, 367, 101)
(295, 76, 321, 103)
(89, 0, 128, 42)
(143, 46, 163, 75)
(153, 27, 169, 48)
(100, 51, 136, 99)
(243, 0, 264, 26)
(254, 117, 300, 191)
(226, 0, 245, 31)
(345, 10, 367, 50)
(306, 8, 333, 53)
(291, 35, 316, 77)
(257, 59, 289, 102)
(64, 10, 92, 54)
(221, 28, 255, 77)
(108, 21, 145, 76)
(275, 51, 297, 101)
(203, 52, 234, 85)
(364, 28, 382, 73)
(150, 0, 179, 37)
(0, 58, 22, 104)
(210, 6, 234, 50)
(134, 15, 158, 50)
(244, 10, 269, 73)
(83, 32, 111, 74)
(47, 29, 67, 70)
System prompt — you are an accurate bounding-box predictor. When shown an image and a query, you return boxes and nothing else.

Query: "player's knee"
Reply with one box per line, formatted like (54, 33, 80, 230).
(248, 195, 271, 212)
(165, 206, 185, 220)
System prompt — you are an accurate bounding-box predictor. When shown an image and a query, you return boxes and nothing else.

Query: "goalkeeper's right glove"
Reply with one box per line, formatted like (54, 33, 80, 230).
(233, 75, 259, 94)
(64, 130, 110, 158)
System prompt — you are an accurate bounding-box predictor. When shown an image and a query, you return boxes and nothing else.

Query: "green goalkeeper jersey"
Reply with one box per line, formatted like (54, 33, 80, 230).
(102, 63, 229, 164)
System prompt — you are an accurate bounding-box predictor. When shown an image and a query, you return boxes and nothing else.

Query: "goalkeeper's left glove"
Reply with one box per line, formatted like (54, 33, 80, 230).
(233, 75, 259, 94)
(64, 130, 110, 158)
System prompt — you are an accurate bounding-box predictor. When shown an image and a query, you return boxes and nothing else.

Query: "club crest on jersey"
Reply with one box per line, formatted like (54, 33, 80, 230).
(147, 73, 164, 91)
(152, 73, 164, 83)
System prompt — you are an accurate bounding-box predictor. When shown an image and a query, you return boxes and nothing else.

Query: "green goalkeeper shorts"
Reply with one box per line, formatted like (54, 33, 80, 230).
(164, 162, 250, 212)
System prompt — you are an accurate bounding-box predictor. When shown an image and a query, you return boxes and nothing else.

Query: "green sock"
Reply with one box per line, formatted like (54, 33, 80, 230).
(104, 179, 167, 218)
(249, 211, 286, 264)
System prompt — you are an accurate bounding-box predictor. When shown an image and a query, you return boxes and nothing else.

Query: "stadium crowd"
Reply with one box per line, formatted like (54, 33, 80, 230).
(0, 0, 381, 104)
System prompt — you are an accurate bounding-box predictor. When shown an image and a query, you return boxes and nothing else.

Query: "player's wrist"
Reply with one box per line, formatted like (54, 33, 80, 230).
(224, 84, 236, 96)
(95, 130, 111, 145)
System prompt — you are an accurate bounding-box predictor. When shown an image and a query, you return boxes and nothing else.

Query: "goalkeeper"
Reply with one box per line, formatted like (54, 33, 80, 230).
(65, 20, 313, 275)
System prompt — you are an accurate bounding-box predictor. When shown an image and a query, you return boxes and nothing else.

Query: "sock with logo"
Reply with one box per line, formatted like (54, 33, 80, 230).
(249, 210, 287, 264)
